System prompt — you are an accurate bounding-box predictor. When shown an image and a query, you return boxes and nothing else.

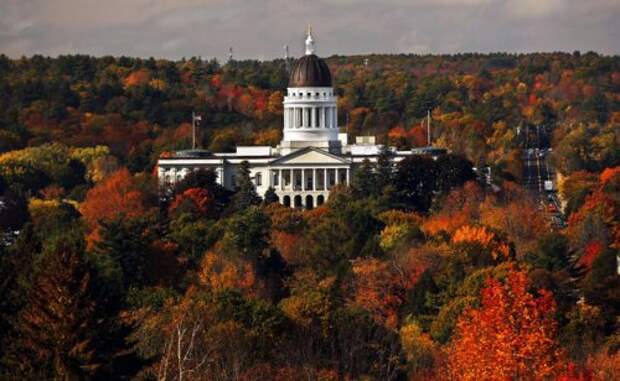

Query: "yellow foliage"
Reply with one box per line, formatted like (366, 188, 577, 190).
(380, 224, 409, 252)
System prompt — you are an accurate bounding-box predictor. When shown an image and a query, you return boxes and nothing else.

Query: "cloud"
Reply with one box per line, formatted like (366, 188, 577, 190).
(0, 0, 618, 59)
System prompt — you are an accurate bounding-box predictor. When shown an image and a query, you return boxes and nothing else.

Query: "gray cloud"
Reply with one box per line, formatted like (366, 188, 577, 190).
(0, 0, 618, 60)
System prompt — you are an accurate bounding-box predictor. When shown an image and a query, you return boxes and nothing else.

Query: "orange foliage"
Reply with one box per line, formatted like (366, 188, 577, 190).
(124, 69, 151, 87)
(480, 196, 550, 255)
(569, 166, 620, 249)
(422, 181, 484, 236)
(253, 128, 281, 146)
(350, 258, 410, 329)
(452, 225, 511, 260)
(447, 269, 564, 380)
(198, 252, 255, 294)
(270, 231, 300, 263)
(81, 168, 154, 246)
(586, 347, 620, 381)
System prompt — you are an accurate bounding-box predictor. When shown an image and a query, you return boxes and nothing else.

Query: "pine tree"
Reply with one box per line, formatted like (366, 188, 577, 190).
(231, 160, 261, 211)
(93, 216, 150, 296)
(375, 145, 395, 194)
(9, 234, 103, 380)
(350, 158, 377, 198)
(263, 186, 279, 205)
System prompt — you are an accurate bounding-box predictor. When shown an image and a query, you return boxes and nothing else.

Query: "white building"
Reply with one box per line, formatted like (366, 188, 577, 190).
(158, 30, 444, 209)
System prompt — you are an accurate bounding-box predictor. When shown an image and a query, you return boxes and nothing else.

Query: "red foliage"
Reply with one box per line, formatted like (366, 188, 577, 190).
(555, 363, 593, 381)
(169, 188, 213, 218)
(579, 241, 604, 270)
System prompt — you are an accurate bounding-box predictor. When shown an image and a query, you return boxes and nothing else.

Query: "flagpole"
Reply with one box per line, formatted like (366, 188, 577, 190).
(192, 112, 196, 150)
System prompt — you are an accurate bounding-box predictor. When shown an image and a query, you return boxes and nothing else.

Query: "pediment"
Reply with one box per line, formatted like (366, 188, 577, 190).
(271, 147, 349, 165)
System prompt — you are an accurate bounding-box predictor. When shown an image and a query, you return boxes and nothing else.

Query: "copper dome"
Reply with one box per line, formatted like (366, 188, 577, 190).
(288, 54, 332, 87)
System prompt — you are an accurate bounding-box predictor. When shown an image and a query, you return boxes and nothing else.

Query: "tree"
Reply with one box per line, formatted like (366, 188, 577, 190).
(376, 145, 395, 193)
(81, 168, 157, 247)
(7, 233, 105, 380)
(433, 153, 475, 195)
(230, 161, 260, 211)
(92, 216, 153, 298)
(447, 269, 564, 380)
(393, 155, 437, 212)
(263, 187, 278, 205)
(173, 168, 230, 216)
(350, 158, 377, 198)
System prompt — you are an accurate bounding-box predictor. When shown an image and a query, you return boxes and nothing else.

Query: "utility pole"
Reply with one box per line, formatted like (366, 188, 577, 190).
(192, 112, 202, 150)
(427, 109, 431, 146)
(525, 124, 529, 149)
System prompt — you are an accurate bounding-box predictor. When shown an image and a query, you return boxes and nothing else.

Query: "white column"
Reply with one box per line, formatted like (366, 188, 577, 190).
(302, 107, 307, 128)
(346, 168, 350, 185)
(313, 168, 317, 191)
(334, 107, 338, 129)
(302, 168, 306, 191)
(279, 169, 283, 190)
(311, 107, 315, 128)
(326, 107, 331, 128)
(324, 168, 327, 190)
(335, 168, 340, 185)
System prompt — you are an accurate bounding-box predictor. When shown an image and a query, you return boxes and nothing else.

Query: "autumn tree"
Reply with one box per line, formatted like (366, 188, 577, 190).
(81, 168, 158, 246)
(6, 232, 105, 380)
(447, 269, 564, 380)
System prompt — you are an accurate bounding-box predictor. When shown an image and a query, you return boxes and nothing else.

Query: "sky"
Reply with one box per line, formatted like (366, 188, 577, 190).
(1, 0, 619, 61)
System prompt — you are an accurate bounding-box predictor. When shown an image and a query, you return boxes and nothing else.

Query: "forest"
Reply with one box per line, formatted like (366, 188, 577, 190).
(0, 51, 619, 380)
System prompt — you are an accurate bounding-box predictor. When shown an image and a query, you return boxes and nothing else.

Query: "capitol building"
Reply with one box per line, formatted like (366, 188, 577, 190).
(158, 30, 441, 209)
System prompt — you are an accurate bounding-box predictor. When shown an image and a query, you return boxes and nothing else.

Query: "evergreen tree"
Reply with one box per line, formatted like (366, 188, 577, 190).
(7, 233, 103, 380)
(93, 217, 150, 298)
(350, 158, 377, 198)
(375, 145, 395, 194)
(231, 160, 260, 211)
(263, 186, 279, 205)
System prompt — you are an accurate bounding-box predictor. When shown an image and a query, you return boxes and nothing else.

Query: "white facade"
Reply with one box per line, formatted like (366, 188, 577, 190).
(157, 30, 443, 209)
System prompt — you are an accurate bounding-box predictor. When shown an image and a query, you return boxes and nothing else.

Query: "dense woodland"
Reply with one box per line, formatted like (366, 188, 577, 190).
(0, 52, 619, 380)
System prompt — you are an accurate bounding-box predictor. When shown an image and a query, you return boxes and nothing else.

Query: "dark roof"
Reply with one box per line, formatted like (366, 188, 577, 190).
(289, 54, 332, 87)
(175, 149, 213, 158)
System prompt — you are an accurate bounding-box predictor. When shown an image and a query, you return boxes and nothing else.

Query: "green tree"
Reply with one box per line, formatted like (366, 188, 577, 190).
(230, 160, 260, 211)
(393, 155, 437, 212)
(351, 158, 377, 198)
(433, 154, 475, 195)
(263, 186, 279, 205)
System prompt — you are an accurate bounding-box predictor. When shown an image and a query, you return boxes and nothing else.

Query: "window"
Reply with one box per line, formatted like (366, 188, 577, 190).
(255, 172, 262, 186)
(273, 171, 279, 186)
(231, 175, 236, 187)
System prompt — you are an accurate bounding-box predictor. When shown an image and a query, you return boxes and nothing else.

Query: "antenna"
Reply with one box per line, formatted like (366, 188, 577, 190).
(427, 110, 431, 146)
(284, 45, 291, 73)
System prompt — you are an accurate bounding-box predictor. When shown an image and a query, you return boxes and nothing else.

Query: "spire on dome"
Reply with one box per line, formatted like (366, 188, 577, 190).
(305, 25, 315, 55)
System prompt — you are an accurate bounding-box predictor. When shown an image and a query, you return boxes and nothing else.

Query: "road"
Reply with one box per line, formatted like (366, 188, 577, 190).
(523, 148, 566, 229)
